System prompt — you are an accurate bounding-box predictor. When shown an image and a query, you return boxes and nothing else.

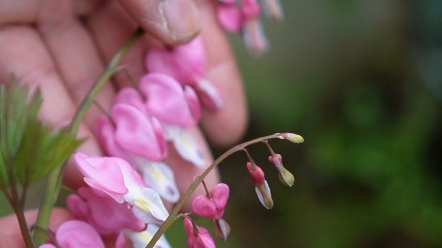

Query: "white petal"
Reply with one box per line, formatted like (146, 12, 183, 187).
(171, 128, 206, 167)
(255, 180, 272, 209)
(123, 225, 171, 248)
(161, 124, 181, 141)
(129, 188, 169, 225)
(136, 161, 180, 203)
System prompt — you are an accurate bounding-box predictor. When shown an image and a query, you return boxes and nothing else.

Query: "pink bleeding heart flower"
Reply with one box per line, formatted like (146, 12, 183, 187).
(100, 101, 168, 162)
(192, 183, 229, 219)
(116, 224, 172, 248)
(246, 162, 273, 209)
(145, 37, 223, 110)
(127, 74, 206, 168)
(74, 153, 169, 225)
(96, 115, 179, 203)
(217, 2, 242, 33)
(67, 187, 146, 235)
(138, 73, 201, 127)
(260, 0, 284, 20)
(39, 220, 105, 248)
(183, 217, 216, 248)
(74, 152, 128, 203)
(241, 0, 268, 56)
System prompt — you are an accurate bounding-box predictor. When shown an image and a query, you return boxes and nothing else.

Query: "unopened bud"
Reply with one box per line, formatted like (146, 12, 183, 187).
(281, 133, 304, 143)
(268, 154, 294, 187)
(261, 0, 284, 21)
(255, 181, 273, 209)
(214, 218, 231, 241)
(246, 162, 265, 186)
(278, 167, 295, 187)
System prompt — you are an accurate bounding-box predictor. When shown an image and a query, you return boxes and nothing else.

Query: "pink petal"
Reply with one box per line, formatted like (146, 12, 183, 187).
(246, 162, 265, 186)
(54, 220, 105, 248)
(241, 0, 261, 19)
(74, 152, 127, 203)
(138, 73, 198, 127)
(145, 36, 206, 84)
(192, 195, 219, 219)
(68, 187, 146, 235)
(111, 103, 168, 161)
(243, 18, 269, 56)
(184, 86, 201, 123)
(196, 78, 224, 110)
(114, 87, 147, 114)
(115, 232, 128, 248)
(217, 4, 243, 33)
(39, 245, 56, 248)
(210, 183, 230, 214)
(192, 183, 229, 219)
(95, 116, 127, 159)
(184, 218, 216, 248)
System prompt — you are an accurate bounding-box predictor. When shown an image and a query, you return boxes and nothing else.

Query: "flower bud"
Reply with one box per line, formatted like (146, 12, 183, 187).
(256, 181, 273, 209)
(268, 154, 294, 187)
(214, 218, 231, 241)
(281, 133, 304, 143)
(246, 162, 265, 186)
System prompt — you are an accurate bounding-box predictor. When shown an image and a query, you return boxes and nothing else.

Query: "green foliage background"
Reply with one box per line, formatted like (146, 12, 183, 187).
(191, 0, 442, 247)
(2, 1, 442, 248)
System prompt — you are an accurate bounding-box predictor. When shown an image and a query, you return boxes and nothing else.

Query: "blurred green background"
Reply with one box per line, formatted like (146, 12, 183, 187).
(2, 0, 442, 247)
(169, 0, 442, 248)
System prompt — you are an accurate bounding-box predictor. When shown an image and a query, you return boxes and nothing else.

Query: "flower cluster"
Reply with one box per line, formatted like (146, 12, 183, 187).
(41, 33, 215, 248)
(216, 0, 283, 55)
(36, 1, 296, 247)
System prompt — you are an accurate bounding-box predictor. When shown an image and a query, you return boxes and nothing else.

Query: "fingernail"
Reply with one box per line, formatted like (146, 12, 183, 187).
(162, 0, 200, 40)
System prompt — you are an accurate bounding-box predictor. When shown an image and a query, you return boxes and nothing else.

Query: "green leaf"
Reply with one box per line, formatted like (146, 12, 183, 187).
(0, 77, 82, 187)
(13, 119, 84, 185)
(0, 150, 8, 189)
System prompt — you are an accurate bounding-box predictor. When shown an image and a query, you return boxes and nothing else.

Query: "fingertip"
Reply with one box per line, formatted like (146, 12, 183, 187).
(0, 208, 73, 248)
(118, 0, 201, 45)
(196, 1, 248, 148)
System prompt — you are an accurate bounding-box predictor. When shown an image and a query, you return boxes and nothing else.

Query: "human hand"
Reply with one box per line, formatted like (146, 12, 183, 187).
(0, 0, 247, 246)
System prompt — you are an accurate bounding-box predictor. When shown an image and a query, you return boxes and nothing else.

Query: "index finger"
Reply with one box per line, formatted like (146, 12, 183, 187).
(197, 0, 248, 147)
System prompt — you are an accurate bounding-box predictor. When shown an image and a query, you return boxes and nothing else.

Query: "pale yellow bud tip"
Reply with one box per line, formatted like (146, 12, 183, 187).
(281, 133, 304, 143)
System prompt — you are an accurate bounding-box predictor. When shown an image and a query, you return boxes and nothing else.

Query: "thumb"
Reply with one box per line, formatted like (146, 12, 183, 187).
(118, 0, 201, 45)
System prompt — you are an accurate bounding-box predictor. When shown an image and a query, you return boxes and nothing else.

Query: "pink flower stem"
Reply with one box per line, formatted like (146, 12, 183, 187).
(32, 27, 145, 247)
(5, 168, 32, 247)
(145, 133, 284, 248)
(262, 140, 276, 155)
(201, 179, 212, 198)
(242, 148, 257, 170)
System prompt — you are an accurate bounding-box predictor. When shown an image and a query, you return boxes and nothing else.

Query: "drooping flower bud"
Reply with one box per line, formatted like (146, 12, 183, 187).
(183, 217, 216, 248)
(214, 218, 231, 241)
(246, 162, 273, 209)
(192, 183, 230, 219)
(280, 133, 304, 143)
(268, 154, 295, 187)
(145, 37, 224, 111)
(260, 0, 284, 20)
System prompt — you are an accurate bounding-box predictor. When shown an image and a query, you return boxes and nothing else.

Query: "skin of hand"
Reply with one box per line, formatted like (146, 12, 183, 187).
(0, 0, 247, 247)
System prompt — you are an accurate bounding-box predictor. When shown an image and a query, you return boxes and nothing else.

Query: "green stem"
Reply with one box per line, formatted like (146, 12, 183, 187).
(32, 27, 145, 246)
(145, 133, 283, 248)
(7, 175, 33, 247)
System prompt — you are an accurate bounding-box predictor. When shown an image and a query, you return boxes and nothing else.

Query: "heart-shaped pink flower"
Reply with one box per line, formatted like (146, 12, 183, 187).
(192, 183, 229, 219)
